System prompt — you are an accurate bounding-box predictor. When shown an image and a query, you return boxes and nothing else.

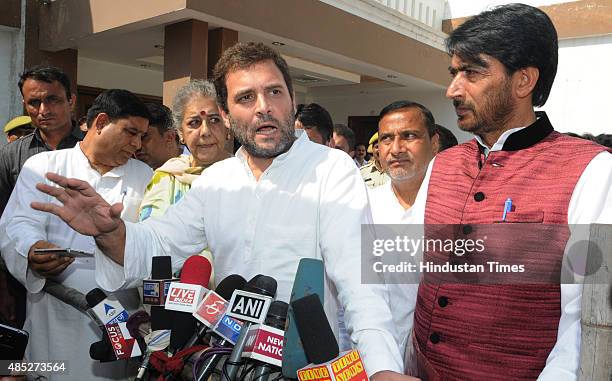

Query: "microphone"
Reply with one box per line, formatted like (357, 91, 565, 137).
(291, 294, 339, 364)
(132, 306, 171, 380)
(86, 288, 133, 362)
(166, 255, 212, 354)
(243, 301, 288, 381)
(134, 328, 172, 381)
(86, 288, 130, 326)
(292, 295, 367, 381)
(145, 256, 178, 331)
(282, 258, 325, 378)
(90, 321, 144, 362)
(193, 275, 247, 381)
(191, 274, 247, 347)
(224, 275, 277, 381)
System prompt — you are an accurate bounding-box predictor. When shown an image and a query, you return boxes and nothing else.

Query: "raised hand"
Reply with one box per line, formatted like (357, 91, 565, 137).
(30, 172, 124, 237)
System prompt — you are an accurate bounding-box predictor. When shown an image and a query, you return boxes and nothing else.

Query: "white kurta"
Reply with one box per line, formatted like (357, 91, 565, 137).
(96, 133, 405, 375)
(0, 143, 152, 380)
(367, 180, 426, 363)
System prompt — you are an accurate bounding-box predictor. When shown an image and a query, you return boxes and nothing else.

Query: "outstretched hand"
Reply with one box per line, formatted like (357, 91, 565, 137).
(31, 172, 124, 237)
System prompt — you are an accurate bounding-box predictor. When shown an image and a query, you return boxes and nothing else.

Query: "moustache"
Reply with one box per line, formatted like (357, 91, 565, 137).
(453, 99, 474, 110)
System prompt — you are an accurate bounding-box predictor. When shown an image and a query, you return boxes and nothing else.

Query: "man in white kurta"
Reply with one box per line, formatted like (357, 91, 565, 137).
(0, 89, 152, 380)
(365, 101, 439, 365)
(29, 44, 407, 379)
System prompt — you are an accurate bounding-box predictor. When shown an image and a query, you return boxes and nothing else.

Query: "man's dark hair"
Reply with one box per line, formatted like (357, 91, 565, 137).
(213, 42, 294, 113)
(296, 103, 333, 144)
(435, 124, 459, 151)
(333, 124, 355, 151)
(18, 65, 72, 99)
(446, 3, 558, 107)
(86, 89, 150, 129)
(594, 134, 612, 149)
(146, 103, 173, 132)
(379, 100, 436, 137)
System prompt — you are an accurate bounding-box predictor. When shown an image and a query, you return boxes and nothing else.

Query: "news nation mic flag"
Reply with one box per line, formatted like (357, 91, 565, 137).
(298, 350, 368, 381)
(105, 322, 143, 360)
(242, 324, 284, 367)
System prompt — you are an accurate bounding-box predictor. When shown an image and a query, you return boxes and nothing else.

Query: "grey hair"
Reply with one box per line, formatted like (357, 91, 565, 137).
(171, 79, 218, 130)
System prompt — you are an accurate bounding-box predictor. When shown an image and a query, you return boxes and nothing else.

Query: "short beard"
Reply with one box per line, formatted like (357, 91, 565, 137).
(454, 77, 515, 135)
(229, 112, 296, 159)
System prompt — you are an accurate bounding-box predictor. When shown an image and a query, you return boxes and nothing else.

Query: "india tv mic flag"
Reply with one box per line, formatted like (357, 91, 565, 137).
(193, 289, 229, 328)
(193, 287, 243, 345)
(297, 350, 368, 381)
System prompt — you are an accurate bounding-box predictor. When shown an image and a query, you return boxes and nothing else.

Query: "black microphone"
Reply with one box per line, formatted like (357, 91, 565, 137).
(148, 256, 175, 331)
(86, 288, 131, 362)
(249, 301, 289, 381)
(193, 275, 248, 381)
(225, 275, 277, 381)
(291, 294, 339, 364)
(188, 274, 247, 349)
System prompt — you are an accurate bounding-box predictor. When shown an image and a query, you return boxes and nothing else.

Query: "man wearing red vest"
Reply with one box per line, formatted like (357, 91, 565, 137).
(404, 4, 611, 381)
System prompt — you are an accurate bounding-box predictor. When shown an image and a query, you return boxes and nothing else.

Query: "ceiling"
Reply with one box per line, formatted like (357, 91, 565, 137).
(76, 22, 442, 97)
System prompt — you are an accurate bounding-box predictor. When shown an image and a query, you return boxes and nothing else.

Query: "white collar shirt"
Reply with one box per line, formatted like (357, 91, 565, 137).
(0, 143, 152, 380)
(96, 133, 405, 375)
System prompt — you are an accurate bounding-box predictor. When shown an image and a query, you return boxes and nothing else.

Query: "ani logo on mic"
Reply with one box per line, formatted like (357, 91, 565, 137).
(226, 290, 272, 323)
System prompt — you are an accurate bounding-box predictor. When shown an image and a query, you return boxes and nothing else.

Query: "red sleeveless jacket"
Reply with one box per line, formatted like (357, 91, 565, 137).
(413, 113, 607, 380)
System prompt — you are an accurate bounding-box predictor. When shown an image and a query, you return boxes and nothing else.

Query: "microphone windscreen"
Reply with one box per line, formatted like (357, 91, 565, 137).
(282, 258, 324, 378)
(151, 256, 172, 279)
(150, 305, 173, 331)
(86, 288, 106, 308)
(168, 311, 196, 352)
(265, 301, 288, 330)
(245, 274, 277, 298)
(126, 310, 151, 338)
(291, 294, 339, 364)
(90, 337, 115, 362)
(179, 255, 213, 287)
(215, 274, 247, 300)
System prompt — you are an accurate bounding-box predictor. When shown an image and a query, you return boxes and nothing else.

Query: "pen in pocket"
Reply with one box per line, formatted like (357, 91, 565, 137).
(502, 198, 512, 221)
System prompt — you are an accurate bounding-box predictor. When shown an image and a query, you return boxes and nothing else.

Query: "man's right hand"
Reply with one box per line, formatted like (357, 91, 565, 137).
(31, 172, 123, 237)
(28, 241, 74, 278)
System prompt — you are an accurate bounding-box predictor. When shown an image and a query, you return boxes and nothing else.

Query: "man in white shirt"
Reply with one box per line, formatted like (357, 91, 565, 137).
(0, 89, 152, 380)
(29, 42, 411, 381)
(367, 100, 439, 365)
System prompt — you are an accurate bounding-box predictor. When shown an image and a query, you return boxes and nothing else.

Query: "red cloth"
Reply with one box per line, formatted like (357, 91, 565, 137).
(413, 124, 607, 381)
(150, 345, 208, 381)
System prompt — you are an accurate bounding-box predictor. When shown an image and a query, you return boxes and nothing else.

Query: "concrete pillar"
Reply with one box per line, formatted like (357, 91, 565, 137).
(207, 28, 238, 152)
(163, 19, 208, 107)
(24, 0, 78, 105)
